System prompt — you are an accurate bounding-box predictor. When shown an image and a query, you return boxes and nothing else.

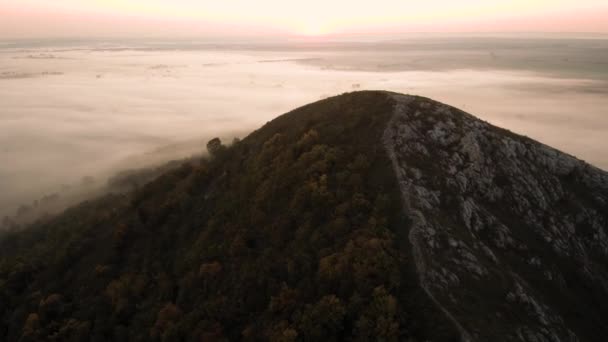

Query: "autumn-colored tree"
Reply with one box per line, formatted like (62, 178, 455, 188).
(150, 303, 182, 339)
(296, 295, 346, 341)
(21, 313, 40, 339)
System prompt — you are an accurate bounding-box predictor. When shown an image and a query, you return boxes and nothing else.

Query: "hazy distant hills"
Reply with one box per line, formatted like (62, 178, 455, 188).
(1, 91, 607, 341)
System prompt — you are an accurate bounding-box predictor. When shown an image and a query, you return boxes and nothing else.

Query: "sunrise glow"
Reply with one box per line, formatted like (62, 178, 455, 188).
(1, 0, 608, 38)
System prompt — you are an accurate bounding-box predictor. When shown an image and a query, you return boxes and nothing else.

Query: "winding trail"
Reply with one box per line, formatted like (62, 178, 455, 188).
(382, 93, 473, 342)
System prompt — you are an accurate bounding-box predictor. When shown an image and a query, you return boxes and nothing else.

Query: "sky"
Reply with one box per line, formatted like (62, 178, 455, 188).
(1, 0, 608, 38)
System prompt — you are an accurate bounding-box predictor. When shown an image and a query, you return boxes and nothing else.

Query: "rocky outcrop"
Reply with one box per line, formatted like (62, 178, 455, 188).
(383, 93, 608, 342)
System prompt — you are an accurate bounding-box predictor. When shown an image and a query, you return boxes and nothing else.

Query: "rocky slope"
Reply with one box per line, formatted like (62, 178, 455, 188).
(0, 91, 606, 341)
(384, 93, 608, 342)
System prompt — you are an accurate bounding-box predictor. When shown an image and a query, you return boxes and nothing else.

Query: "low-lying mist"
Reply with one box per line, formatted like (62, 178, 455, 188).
(1, 37, 607, 225)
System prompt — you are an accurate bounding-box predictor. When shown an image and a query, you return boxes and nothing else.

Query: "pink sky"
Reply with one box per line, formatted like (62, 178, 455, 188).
(1, 0, 608, 38)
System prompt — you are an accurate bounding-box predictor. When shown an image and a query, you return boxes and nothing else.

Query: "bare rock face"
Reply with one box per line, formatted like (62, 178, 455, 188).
(383, 93, 608, 342)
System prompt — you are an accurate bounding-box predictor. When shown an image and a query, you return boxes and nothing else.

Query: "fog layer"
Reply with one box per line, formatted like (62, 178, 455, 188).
(1, 37, 607, 218)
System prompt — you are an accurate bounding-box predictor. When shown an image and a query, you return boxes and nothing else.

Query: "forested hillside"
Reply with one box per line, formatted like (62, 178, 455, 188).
(0, 92, 456, 341)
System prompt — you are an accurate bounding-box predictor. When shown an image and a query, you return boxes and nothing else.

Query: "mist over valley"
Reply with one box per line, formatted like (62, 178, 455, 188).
(2, 36, 607, 222)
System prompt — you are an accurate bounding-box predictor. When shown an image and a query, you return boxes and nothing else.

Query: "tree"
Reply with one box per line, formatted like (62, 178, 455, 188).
(296, 295, 346, 340)
(21, 313, 40, 339)
(150, 303, 182, 339)
(206, 138, 224, 157)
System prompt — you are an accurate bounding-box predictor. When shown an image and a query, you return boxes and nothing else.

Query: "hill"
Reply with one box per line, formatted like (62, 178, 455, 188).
(1, 91, 607, 341)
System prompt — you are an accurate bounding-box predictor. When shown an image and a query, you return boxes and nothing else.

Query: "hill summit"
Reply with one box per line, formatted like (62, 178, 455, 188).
(1, 91, 607, 341)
